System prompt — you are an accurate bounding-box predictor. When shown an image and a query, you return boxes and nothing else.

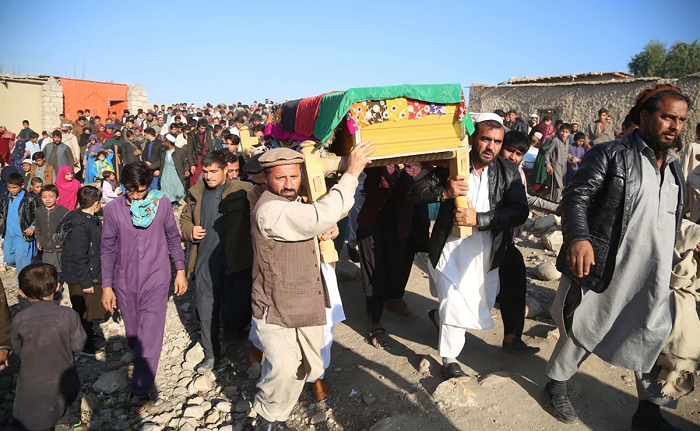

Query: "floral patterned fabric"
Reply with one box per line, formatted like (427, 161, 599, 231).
(347, 97, 459, 131)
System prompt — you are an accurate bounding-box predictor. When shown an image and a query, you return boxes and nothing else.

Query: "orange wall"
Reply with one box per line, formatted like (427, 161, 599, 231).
(60, 78, 128, 123)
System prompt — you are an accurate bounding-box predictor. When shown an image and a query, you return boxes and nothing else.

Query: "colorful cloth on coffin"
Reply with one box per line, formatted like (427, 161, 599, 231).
(347, 97, 456, 130)
(313, 84, 475, 142)
(264, 122, 316, 142)
(407, 100, 456, 119)
(268, 107, 282, 125)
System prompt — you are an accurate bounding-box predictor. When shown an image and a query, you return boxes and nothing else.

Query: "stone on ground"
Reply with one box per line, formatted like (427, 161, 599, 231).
(183, 405, 205, 419)
(432, 378, 477, 409)
(247, 362, 261, 380)
(311, 411, 329, 424)
(541, 229, 563, 252)
(533, 214, 559, 231)
(525, 296, 544, 318)
(533, 261, 561, 281)
(92, 370, 129, 394)
(234, 399, 251, 413)
(478, 371, 512, 388)
(81, 393, 101, 413)
(185, 343, 205, 364)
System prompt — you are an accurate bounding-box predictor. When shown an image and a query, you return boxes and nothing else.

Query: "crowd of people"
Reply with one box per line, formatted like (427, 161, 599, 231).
(0, 85, 697, 431)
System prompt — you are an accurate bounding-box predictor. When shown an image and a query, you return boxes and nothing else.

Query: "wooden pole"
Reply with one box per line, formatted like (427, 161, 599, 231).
(450, 148, 472, 237)
(300, 141, 339, 263)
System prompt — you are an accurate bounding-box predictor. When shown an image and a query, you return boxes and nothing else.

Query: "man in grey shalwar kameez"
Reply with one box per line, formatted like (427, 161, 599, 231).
(543, 85, 692, 431)
(543, 124, 571, 202)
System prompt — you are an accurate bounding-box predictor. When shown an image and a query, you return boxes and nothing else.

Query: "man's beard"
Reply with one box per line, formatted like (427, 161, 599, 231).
(271, 186, 298, 201)
(640, 124, 679, 157)
(473, 149, 496, 167)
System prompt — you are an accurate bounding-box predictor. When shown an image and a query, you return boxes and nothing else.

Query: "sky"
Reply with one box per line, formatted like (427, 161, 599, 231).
(1, 0, 699, 106)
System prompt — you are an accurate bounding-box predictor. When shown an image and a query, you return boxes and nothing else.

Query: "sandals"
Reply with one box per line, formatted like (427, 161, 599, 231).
(367, 328, 390, 350)
(128, 394, 150, 417)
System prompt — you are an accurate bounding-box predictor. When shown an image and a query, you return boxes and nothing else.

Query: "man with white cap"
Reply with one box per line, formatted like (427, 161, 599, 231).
(528, 113, 539, 134)
(406, 113, 529, 379)
(250, 142, 374, 431)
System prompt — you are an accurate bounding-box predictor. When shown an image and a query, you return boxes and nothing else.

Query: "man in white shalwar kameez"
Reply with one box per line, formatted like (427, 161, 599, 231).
(406, 114, 529, 379)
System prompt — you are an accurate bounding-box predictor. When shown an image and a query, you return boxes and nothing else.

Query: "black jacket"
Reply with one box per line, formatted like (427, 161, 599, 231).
(406, 157, 529, 269)
(55, 211, 102, 288)
(510, 117, 528, 134)
(187, 131, 214, 167)
(555, 131, 685, 292)
(0, 190, 37, 241)
(142, 138, 164, 171)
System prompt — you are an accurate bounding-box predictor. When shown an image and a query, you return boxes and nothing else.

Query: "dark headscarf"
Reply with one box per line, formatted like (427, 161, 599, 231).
(79, 127, 91, 148)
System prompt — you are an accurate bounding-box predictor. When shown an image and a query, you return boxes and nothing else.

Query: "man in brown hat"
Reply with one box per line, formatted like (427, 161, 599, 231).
(250, 142, 374, 431)
(543, 84, 691, 430)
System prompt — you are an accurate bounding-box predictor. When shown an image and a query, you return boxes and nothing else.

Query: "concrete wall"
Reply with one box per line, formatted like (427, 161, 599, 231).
(469, 76, 700, 148)
(42, 77, 63, 133)
(0, 79, 43, 135)
(127, 84, 149, 114)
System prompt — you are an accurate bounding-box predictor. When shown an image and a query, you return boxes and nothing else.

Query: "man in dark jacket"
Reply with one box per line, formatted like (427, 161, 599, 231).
(543, 85, 691, 430)
(187, 119, 214, 187)
(121, 130, 143, 165)
(143, 128, 163, 190)
(405, 114, 528, 380)
(505, 110, 527, 134)
(180, 151, 253, 372)
(55, 186, 106, 356)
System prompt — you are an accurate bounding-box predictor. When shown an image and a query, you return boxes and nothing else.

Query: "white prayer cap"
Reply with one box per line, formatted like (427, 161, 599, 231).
(529, 113, 539, 118)
(533, 132, 543, 140)
(165, 133, 176, 143)
(474, 112, 503, 125)
(22, 159, 32, 164)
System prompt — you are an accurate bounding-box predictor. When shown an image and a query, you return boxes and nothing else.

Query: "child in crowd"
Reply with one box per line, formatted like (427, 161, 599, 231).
(35, 184, 69, 280)
(55, 165, 81, 210)
(28, 177, 43, 207)
(213, 124, 223, 150)
(55, 186, 106, 357)
(11, 263, 86, 431)
(101, 170, 122, 204)
(544, 123, 572, 202)
(566, 132, 587, 184)
(24, 132, 42, 159)
(40, 130, 51, 148)
(20, 159, 32, 190)
(0, 173, 37, 274)
(30, 151, 53, 185)
(95, 151, 113, 179)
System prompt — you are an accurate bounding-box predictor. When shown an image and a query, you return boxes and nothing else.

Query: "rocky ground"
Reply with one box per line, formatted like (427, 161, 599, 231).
(0, 212, 698, 430)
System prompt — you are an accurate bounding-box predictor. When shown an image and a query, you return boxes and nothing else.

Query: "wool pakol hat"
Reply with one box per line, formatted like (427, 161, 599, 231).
(258, 148, 304, 169)
(629, 84, 684, 125)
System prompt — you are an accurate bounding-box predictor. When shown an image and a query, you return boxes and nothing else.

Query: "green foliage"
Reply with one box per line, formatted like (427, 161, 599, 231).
(628, 40, 700, 78)
(628, 40, 667, 77)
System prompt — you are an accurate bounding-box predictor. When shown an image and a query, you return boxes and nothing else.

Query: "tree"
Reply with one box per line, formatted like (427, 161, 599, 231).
(660, 40, 700, 78)
(628, 40, 667, 77)
(628, 39, 700, 78)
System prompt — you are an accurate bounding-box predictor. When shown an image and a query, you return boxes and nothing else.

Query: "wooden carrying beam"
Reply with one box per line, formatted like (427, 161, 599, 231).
(450, 148, 472, 237)
(300, 141, 339, 263)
